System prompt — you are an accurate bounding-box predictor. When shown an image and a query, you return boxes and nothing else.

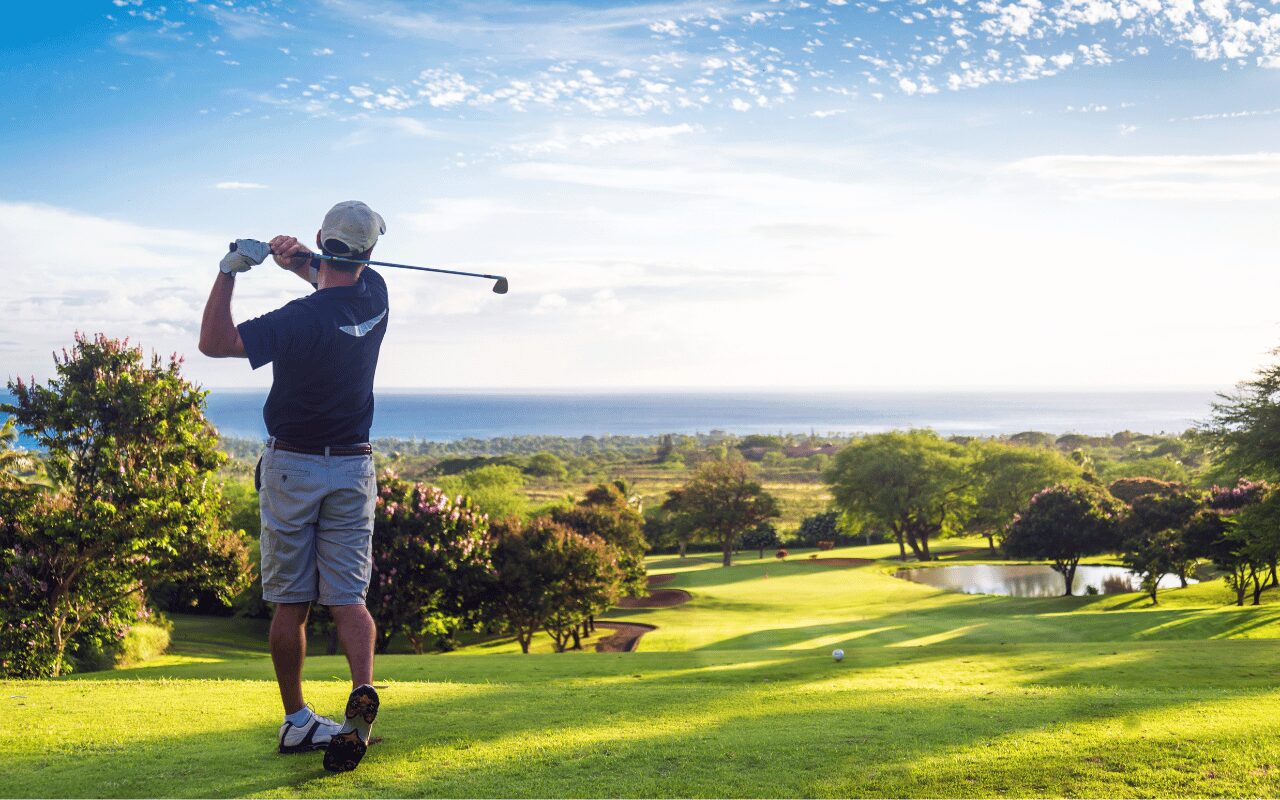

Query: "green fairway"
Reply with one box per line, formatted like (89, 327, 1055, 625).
(7, 540, 1280, 797)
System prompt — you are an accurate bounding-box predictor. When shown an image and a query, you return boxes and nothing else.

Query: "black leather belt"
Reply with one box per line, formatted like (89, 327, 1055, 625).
(270, 438, 373, 456)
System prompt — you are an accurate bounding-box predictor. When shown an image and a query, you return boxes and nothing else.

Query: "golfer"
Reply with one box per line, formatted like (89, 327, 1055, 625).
(198, 201, 388, 774)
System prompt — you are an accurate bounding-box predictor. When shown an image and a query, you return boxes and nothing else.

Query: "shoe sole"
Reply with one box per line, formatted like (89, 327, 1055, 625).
(323, 686, 379, 773)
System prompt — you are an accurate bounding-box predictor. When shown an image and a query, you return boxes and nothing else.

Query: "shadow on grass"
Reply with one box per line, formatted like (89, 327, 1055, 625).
(25, 641, 1280, 797)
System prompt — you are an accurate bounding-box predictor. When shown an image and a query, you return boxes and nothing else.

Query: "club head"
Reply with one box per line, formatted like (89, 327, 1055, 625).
(492, 277, 509, 295)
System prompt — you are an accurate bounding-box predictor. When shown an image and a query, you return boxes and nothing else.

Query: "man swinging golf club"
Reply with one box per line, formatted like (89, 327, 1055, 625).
(198, 200, 388, 773)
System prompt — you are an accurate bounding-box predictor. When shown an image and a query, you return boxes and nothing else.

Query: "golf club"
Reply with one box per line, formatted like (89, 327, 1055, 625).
(228, 240, 509, 294)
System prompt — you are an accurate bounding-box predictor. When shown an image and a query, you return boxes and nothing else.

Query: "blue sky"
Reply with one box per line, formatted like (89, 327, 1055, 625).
(3, 0, 1280, 389)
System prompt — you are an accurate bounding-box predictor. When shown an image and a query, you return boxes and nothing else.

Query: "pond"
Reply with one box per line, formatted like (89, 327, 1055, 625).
(895, 563, 1197, 597)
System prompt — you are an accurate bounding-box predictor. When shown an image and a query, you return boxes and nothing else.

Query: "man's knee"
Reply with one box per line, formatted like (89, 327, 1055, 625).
(328, 602, 371, 622)
(273, 601, 311, 626)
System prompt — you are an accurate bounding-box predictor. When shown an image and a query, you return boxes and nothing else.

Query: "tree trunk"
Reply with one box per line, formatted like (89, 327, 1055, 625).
(518, 630, 531, 653)
(985, 534, 995, 551)
(1271, 561, 1278, 588)
(1148, 580, 1158, 605)
(571, 627, 581, 650)
(758, 548, 765, 559)
(919, 534, 933, 562)
(678, 539, 688, 558)
(327, 628, 340, 656)
(1061, 562, 1077, 596)
(51, 617, 66, 678)
(904, 530, 924, 561)
(722, 534, 733, 567)
(895, 531, 907, 561)
(1252, 566, 1264, 605)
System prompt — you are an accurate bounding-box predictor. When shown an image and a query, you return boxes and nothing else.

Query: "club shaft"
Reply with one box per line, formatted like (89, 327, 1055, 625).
(228, 240, 505, 283)
(306, 253, 504, 282)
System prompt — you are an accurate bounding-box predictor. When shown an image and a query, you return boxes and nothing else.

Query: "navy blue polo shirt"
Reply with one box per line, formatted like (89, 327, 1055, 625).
(237, 268, 388, 447)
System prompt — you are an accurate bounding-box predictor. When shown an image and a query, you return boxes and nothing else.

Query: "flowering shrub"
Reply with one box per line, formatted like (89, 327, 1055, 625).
(1207, 479, 1267, 511)
(369, 472, 494, 653)
(775, 548, 788, 560)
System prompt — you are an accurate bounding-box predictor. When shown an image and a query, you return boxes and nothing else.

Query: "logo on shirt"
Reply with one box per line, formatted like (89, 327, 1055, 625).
(339, 309, 387, 338)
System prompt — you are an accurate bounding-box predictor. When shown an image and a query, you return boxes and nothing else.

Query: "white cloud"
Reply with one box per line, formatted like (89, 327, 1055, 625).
(1008, 152, 1280, 199)
(215, 181, 269, 190)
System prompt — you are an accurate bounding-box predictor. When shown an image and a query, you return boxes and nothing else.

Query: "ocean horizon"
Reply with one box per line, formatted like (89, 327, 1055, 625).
(0, 389, 1223, 447)
(193, 389, 1219, 443)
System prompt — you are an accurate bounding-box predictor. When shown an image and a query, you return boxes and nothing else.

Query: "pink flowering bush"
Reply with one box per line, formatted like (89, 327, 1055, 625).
(369, 472, 494, 653)
(1207, 479, 1268, 511)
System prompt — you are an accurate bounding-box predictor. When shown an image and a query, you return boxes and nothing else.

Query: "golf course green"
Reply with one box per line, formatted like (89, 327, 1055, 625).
(6, 537, 1280, 798)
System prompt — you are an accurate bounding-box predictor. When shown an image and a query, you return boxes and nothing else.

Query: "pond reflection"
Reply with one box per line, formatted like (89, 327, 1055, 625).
(895, 563, 1197, 597)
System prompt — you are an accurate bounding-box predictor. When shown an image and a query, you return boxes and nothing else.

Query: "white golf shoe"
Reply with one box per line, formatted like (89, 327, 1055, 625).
(277, 708, 343, 754)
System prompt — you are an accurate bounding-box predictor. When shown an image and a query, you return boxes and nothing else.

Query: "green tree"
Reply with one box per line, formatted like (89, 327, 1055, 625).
(552, 482, 647, 597)
(741, 522, 781, 559)
(643, 503, 695, 557)
(539, 526, 622, 652)
(1001, 484, 1123, 596)
(1202, 351, 1280, 481)
(1120, 490, 1203, 599)
(795, 512, 842, 547)
(824, 430, 974, 562)
(525, 452, 568, 480)
(662, 460, 780, 567)
(485, 517, 620, 653)
(969, 441, 1082, 550)
(1225, 492, 1280, 605)
(437, 464, 527, 520)
(0, 334, 249, 676)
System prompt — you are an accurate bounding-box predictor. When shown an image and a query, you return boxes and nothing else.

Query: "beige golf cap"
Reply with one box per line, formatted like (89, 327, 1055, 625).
(320, 200, 386, 256)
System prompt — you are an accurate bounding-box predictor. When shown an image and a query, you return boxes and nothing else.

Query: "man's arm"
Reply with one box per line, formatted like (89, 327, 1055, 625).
(270, 235, 319, 286)
(199, 272, 247, 358)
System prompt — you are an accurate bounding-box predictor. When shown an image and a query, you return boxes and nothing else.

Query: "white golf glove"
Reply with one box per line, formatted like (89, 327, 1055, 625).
(220, 239, 271, 275)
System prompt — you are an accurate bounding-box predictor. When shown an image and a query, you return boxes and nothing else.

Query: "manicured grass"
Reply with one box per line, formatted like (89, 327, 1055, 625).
(7, 539, 1280, 797)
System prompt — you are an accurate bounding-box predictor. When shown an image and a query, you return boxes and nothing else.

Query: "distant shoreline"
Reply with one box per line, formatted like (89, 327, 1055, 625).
(202, 389, 1215, 443)
(2, 389, 1218, 447)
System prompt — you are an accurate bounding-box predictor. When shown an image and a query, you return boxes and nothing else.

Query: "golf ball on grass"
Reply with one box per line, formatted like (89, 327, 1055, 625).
(832, 648, 844, 662)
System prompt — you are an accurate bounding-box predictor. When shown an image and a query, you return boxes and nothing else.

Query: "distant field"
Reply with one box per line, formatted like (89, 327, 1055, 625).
(8, 539, 1280, 797)
(524, 462, 831, 534)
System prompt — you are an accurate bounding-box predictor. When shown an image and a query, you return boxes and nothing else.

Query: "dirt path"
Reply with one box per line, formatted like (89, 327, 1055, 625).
(647, 573, 677, 586)
(594, 622, 657, 653)
(615, 589, 692, 608)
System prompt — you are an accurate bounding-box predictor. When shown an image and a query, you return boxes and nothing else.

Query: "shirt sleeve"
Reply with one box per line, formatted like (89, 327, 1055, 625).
(237, 303, 316, 370)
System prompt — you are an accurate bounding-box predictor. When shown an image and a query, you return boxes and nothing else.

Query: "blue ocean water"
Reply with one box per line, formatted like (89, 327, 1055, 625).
(200, 389, 1214, 442)
(1, 389, 1218, 446)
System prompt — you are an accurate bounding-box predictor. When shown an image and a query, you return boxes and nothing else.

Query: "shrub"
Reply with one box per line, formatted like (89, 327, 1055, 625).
(795, 512, 842, 547)
(115, 621, 172, 667)
(775, 548, 788, 560)
(816, 540, 835, 551)
(370, 474, 494, 653)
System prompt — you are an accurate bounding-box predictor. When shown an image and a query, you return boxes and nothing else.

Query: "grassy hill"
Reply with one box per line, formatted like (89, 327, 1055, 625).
(7, 540, 1280, 797)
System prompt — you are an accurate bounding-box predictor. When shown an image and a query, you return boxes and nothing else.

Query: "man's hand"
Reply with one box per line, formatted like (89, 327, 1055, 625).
(220, 239, 271, 275)
(270, 235, 314, 269)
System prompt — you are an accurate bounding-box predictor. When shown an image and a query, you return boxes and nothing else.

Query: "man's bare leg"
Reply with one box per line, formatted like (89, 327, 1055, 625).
(330, 603, 376, 686)
(270, 602, 311, 713)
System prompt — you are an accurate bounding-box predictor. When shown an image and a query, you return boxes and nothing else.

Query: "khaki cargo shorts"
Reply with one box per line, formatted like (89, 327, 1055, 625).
(256, 444, 377, 606)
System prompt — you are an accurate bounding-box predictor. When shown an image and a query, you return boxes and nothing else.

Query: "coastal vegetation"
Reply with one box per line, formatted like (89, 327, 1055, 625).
(9, 333, 1280, 795)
